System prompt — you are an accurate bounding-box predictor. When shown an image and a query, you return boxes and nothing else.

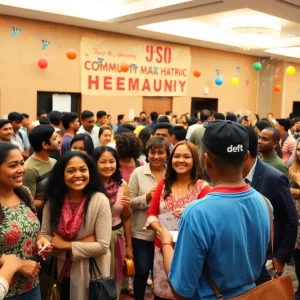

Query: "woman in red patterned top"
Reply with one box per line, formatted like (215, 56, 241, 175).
(146, 141, 211, 300)
(0, 142, 51, 300)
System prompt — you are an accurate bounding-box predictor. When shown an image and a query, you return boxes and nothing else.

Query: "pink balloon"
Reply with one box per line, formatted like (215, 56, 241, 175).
(38, 59, 48, 69)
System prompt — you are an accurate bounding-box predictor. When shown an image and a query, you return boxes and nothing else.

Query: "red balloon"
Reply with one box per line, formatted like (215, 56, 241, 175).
(120, 62, 130, 72)
(274, 84, 281, 92)
(66, 49, 77, 60)
(38, 59, 48, 69)
(193, 69, 201, 77)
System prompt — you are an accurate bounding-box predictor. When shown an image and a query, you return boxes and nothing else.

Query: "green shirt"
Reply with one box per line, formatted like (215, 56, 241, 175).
(261, 154, 289, 177)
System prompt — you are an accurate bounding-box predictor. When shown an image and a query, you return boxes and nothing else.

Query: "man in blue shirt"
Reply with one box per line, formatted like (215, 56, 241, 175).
(158, 120, 271, 299)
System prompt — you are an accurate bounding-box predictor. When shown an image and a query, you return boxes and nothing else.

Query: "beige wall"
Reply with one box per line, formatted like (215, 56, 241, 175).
(284, 62, 300, 117)
(0, 15, 259, 122)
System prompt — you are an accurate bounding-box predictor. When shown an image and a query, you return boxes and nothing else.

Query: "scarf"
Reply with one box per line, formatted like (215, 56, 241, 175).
(104, 180, 119, 206)
(57, 195, 87, 282)
(57, 195, 87, 240)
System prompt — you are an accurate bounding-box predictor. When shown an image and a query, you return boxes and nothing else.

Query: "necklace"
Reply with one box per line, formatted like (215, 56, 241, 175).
(213, 179, 245, 188)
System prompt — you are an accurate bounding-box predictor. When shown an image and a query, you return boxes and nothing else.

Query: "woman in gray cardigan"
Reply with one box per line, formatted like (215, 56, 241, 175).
(42, 151, 112, 300)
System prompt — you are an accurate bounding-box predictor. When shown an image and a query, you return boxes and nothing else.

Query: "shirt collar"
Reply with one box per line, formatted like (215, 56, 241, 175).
(245, 157, 257, 184)
(143, 163, 152, 175)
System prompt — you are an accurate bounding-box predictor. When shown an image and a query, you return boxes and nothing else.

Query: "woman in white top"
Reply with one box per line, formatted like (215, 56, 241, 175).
(129, 137, 170, 300)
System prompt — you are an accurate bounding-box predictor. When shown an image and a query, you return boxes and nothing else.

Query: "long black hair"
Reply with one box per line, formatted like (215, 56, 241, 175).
(0, 142, 35, 223)
(44, 151, 106, 231)
(92, 146, 123, 186)
(71, 134, 94, 156)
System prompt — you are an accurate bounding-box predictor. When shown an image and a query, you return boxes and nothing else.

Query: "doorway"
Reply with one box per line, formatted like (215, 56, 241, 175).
(143, 97, 172, 115)
(293, 101, 300, 117)
(191, 98, 218, 118)
(37, 92, 81, 116)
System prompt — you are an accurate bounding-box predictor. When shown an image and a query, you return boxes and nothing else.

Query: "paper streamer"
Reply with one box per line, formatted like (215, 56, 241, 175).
(246, 80, 249, 87)
(275, 67, 281, 74)
(298, 88, 300, 93)
(262, 80, 265, 87)
(236, 67, 241, 73)
(42, 39, 50, 50)
(215, 69, 220, 76)
(12, 26, 21, 37)
(98, 58, 104, 65)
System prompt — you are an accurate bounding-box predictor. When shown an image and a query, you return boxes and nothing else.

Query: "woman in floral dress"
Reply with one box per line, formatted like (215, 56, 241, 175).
(0, 142, 51, 299)
(146, 141, 211, 300)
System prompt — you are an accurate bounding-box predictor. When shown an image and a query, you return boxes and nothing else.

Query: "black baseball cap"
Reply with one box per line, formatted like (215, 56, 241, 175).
(202, 120, 249, 157)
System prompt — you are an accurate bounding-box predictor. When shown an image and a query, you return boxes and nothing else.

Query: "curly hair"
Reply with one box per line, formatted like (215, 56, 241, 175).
(115, 132, 142, 159)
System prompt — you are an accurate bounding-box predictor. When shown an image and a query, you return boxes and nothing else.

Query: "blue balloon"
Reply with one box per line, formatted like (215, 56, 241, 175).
(215, 77, 223, 86)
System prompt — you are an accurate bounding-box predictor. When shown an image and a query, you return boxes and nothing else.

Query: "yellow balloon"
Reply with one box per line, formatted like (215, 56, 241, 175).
(231, 77, 240, 86)
(286, 66, 296, 75)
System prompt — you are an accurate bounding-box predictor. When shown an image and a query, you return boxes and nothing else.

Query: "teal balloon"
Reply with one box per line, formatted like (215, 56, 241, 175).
(253, 62, 262, 71)
(215, 77, 223, 86)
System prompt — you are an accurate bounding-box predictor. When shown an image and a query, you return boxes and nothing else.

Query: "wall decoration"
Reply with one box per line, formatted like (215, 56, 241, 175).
(274, 84, 281, 92)
(253, 62, 262, 71)
(286, 66, 296, 75)
(81, 36, 191, 96)
(42, 39, 50, 50)
(193, 69, 201, 77)
(66, 49, 77, 60)
(38, 59, 48, 69)
(215, 77, 223, 86)
(11, 26, 21, 37)
(230, 77, 239, 86)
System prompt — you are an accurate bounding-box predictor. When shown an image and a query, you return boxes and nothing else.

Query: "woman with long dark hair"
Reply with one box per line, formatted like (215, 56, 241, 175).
(146, 141, 211, 299)
(0, 142, 50, 300)
(92, 146, 132, 298)
(42, 151, 112, 300)
(70, 134, 94, 156)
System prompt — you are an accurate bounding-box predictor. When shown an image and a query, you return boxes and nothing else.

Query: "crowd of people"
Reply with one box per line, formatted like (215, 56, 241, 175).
(0, 107, 299, 300)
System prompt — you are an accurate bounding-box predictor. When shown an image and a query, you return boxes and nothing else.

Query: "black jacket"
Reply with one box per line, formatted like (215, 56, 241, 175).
(251, 158, 298, 263)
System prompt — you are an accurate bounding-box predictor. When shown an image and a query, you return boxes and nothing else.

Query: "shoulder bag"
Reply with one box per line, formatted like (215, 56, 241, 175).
(207, 195, 294, 300)
(88, 257, 117, 300)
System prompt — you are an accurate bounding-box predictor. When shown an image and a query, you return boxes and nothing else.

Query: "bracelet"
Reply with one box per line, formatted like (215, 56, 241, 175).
(161, 242, 173, 249)
(126, 247, 133, 251)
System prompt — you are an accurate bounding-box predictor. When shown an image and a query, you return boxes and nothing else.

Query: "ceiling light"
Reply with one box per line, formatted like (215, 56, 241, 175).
(221, 14, 282, 50)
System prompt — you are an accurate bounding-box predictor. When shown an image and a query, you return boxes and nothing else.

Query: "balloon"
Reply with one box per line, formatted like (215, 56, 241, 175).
(286, 66, 296, 75)
(66, 49, 77, 60)
(215, 77, 223, 86)
(230, 77, 239, 86)
(274, 84, 281, 93)
(253, 62, 262, 71)
(120, 63, 130, 72)
(193, 69, 201, 77)
(38, 59, 48, 69)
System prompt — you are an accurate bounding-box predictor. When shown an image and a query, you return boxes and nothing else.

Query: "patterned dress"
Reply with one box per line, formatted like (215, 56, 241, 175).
(0, 201, 40, 297)
(148, 179, 211, 299)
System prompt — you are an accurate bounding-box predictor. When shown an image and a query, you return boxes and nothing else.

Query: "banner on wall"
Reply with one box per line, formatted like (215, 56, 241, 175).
(80, 36, 191, 96)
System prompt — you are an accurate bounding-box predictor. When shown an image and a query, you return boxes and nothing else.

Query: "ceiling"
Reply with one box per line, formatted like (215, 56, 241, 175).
(1, 0, 300, 62)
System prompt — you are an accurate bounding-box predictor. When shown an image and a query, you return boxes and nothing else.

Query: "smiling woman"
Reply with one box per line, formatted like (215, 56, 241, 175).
(0, 142, 51, 300)
(92, 146, 132, 298)
(146, 141, 212, 299)
(42, 151, 112, 300)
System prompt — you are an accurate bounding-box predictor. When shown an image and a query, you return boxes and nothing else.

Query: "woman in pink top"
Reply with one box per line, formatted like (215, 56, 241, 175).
(92, 146, 132, 298)
(115, 132, 144, 182)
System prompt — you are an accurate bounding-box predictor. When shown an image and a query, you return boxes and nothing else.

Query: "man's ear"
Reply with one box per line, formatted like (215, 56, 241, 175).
(41, 141, 48, 150)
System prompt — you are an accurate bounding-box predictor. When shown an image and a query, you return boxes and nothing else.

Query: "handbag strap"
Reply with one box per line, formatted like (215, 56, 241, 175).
(207, 194, 275, 299)
(89, 257, 102, 280)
